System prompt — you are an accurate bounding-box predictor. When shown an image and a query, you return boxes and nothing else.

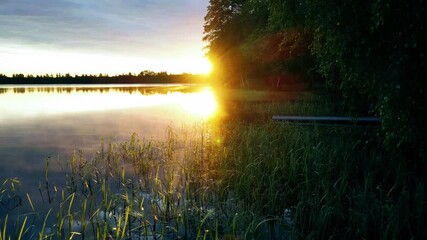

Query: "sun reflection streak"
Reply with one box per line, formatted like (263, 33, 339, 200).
(178, 88, 218, 118)
(0, 86, 219, 121)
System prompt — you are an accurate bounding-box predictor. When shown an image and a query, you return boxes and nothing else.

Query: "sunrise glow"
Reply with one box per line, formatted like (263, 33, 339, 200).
(0, 86, 218, 121)
(188, 56, 212, 75)
(0, 45, 213, 76)
(0, 0, 209, 77)
(179, 88, 217, 117)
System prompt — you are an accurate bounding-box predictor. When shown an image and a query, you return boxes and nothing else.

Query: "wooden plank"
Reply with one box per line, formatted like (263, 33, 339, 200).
(272, 115, 381, 126)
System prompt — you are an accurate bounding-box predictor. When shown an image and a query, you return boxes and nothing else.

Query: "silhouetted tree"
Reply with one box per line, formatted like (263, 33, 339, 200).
(204, 0, 248, 87)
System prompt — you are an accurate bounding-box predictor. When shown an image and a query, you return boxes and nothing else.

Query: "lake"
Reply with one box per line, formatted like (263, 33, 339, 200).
(0, 84, 218, 194)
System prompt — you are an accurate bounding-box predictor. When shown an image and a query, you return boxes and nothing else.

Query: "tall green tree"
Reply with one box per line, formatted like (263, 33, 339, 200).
(270, 2, 427, 238)
(204, 0, 427, 237)
(264, 0, 426, 156)
(205, 0, 426, 157)
(204, 0, 245, 86)
(204, 0, 315, 88)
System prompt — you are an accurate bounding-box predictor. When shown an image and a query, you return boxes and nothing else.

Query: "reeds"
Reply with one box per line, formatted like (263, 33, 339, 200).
(1, 97, 426, 239)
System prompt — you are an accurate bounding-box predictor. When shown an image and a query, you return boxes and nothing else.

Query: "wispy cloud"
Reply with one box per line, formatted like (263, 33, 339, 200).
(0, 0, 208, 56)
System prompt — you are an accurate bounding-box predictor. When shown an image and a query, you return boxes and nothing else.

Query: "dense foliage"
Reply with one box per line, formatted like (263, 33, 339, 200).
(204, 0, 316, 89)
(204, 0, 426, 167)
(204, 0, 427, 238)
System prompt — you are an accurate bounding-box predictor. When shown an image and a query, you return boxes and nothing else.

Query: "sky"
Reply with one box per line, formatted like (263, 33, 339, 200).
(0, 0, 210, 76)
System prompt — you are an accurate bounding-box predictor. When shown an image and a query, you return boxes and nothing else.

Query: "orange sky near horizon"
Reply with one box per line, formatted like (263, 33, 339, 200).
(0, 0, 211, 76)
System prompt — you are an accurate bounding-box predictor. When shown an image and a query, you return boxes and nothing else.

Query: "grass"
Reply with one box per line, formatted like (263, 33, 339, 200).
(1, 88, 426, 239)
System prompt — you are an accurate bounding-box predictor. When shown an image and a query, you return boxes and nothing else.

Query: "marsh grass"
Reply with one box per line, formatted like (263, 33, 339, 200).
(1, 91, 426, 239)
(211, 122, 426, 239)
(1, 123, 228, 239)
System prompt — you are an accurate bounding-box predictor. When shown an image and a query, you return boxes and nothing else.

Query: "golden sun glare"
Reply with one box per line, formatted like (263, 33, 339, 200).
(0, 87, 219, 121)
(196, 57, 213, 74)
(179, 88, 217, 118)
(180, 56, 212, 75)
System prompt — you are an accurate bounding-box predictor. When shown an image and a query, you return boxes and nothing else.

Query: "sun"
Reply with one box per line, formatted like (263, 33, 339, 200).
(178, 55, 212, 75)
(195, 57, 213, 75)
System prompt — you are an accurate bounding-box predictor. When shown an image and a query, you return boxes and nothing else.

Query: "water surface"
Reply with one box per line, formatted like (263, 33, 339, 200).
(0, 84, 218, 190)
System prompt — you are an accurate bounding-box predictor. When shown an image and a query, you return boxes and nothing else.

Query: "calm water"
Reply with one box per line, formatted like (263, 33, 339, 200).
(0, 84, 218, 191)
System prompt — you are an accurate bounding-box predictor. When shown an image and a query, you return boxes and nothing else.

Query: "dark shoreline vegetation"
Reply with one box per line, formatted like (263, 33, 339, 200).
(201, 0, 426, 238)
(0, 88, 426, 239)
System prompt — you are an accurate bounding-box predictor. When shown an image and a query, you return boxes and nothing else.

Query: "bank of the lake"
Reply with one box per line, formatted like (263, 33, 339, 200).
(1, 87, 426, 239)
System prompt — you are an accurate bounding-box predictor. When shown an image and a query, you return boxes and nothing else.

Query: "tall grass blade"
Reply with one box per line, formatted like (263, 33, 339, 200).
(17, 216, 27, 240)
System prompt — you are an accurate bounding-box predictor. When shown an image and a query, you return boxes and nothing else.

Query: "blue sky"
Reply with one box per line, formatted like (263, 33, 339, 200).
(0, 0, 210, 75)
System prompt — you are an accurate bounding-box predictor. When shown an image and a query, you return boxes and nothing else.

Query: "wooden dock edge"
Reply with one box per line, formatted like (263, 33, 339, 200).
(272, 116, 382, 126)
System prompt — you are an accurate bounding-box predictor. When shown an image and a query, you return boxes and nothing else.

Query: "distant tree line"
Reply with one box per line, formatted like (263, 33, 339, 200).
(0, 71, 208, 85)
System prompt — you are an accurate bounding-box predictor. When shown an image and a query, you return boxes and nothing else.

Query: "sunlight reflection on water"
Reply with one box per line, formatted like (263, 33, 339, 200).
(0, 84, 218, 121)
(0, 85, 222, 238)
(0, 84, 219, 186)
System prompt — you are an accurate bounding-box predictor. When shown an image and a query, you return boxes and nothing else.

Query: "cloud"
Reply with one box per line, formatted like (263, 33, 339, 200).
(0, 0, 208, 57)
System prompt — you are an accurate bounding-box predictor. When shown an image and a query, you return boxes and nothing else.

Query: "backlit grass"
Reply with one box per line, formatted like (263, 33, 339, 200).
(1, 89, 426, 239)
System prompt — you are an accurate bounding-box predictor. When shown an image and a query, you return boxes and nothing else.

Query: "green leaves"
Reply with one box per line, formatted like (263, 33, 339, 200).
(204, 0, 427, 163)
